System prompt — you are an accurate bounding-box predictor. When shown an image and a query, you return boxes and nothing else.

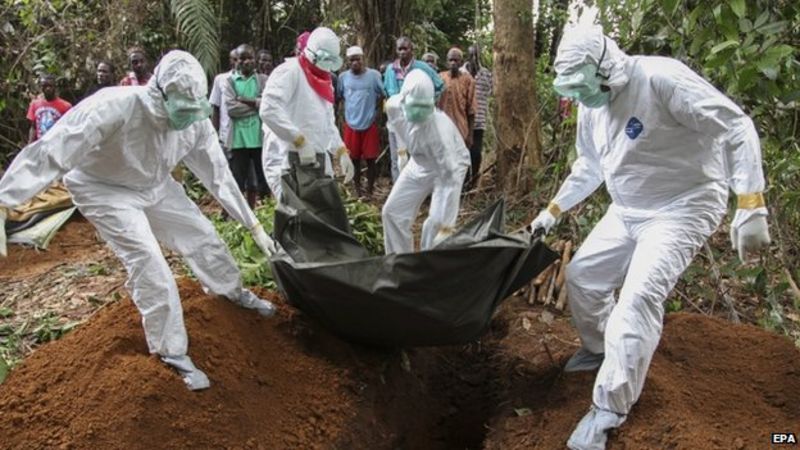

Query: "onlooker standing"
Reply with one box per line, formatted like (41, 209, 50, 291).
(461, 44, 492, 187)
(119, 47, 152, 86)
(210, 48, 239, 161)
(257, 49, 274, 76)
(27, 74, 72, 143)
(422, 52, 439, 72)
(224, 44, 270, 208)
(383, 36, 445, 182)
(437, 47, 476, 152)
(337, 45, 384, 198)
(82, 61, 115, 100)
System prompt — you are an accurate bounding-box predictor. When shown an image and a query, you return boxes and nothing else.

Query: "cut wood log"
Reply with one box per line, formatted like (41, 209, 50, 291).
(527, 281, 537, 305)
(540, 261, 559, 305)
(544, 267, 558, 305)
(555, 241, 572, 288)
(555, 282, 568, 311)
(533, 263, 555, 286)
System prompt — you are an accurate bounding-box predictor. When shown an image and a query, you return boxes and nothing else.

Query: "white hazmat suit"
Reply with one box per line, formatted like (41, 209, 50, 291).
(259, 27, 353, 200)
(382, 70, 471, 254)
(0, 51, 278, 391)
(529, 28, 771, 449)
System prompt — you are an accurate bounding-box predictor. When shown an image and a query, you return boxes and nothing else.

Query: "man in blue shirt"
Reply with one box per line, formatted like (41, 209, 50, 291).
(337, 46, 384, 198)
(383, 37, 444, 182)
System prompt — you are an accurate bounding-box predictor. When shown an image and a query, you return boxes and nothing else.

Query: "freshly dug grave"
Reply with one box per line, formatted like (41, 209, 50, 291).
(2, 275, 799, 450)
(483, 301, 800, 450)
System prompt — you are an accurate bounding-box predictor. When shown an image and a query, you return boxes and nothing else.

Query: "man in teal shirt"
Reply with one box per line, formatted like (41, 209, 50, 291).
(224, 44, 269, 208)
(383, 37, 445, 182)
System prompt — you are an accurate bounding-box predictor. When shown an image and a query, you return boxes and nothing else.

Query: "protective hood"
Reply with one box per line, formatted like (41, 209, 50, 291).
(303, 27, 342, 72)
(554, 26, 631, 95)
(400, 69, 435, 123)
(145, 50, 209, 120)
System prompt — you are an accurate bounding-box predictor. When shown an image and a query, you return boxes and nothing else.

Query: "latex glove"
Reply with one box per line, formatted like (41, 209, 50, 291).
(294, 134, 316, 166)
(336, 147, 355, 183)
(0, 208, 6, 258)
(730, 213, 770, 262)
(252, 224, 277, 257)
(529, 207, 558, 235)
(397, 148, 409, 172)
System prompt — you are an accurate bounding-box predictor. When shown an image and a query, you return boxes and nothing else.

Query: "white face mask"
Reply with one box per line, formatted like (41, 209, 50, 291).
(306, 48, 343, 72)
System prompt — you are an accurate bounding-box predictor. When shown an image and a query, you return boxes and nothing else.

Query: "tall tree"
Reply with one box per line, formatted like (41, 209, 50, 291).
(493, 0, 541, 195)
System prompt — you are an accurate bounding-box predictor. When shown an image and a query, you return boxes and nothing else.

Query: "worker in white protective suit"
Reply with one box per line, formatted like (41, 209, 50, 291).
(528, 27, 771, 449)
(0, 51, 279, 391)
(382, 69, 471, 254)
(259, 27, 354, 201)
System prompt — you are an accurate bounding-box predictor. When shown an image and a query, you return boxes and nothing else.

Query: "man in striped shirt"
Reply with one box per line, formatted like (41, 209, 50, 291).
(462, 44, 493, 188)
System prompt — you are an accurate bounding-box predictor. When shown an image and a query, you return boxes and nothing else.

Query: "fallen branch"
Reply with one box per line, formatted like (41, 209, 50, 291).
(673, 289, 708, 315)
(783, 268, 800, 303)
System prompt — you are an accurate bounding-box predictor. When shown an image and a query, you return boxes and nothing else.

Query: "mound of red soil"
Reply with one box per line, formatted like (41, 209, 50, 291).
(2, 274, 798, 450)
(484, 305, 800, 450)
(0, 280, 357, 449)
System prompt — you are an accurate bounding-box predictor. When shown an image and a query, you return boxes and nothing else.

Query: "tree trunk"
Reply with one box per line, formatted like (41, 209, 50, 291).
(493, 0, 541, 196)
(347, 0, 411, 68)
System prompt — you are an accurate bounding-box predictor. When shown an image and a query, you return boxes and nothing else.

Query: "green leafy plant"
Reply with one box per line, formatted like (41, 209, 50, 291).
(169, 0, 220, 76)
(211, 193, 384, 289)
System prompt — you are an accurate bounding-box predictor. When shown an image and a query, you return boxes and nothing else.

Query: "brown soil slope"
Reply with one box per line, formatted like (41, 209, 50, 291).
(0, 281, 357, 450)
(484, 310, 800, 450)
(1, 277, 798, 450)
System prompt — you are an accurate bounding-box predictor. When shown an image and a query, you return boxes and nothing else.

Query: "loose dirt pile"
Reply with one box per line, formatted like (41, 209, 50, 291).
(483, 302, 800, 450)
(0, 281, 357, 449)
(1, 275, 798, 449)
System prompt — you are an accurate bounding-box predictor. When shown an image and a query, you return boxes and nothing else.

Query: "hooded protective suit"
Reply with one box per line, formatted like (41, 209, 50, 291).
(382, 70, 471, 254)
(0, 51, 276, 390)
(259, 27, 352, 200)
(530, 28, 770, 449)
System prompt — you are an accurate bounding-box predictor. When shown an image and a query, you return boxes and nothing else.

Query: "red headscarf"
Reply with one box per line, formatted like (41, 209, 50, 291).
(299, 54, 334, 103)
(296, 32, 311, 54)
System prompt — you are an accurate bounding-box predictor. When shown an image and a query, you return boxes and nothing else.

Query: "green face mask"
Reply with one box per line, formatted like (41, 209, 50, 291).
(402, 96, 434, 123)
(163, 93, 212, 130)
(553, 64, 609, 108)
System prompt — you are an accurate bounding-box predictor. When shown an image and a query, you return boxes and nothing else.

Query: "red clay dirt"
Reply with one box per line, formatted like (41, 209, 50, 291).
(483, 302, 800, 450)
(0, 217, 106, 280)
(1, 267, 799, 449)
(0, 280, 357, 450)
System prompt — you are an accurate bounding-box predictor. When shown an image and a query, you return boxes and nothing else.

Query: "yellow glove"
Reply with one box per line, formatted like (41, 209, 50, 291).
(398, 148, 409, 172)
(293, 134, 306, 148)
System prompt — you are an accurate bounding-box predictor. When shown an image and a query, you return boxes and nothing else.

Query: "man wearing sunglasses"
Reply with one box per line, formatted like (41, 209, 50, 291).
(529, 27, 770, 449)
